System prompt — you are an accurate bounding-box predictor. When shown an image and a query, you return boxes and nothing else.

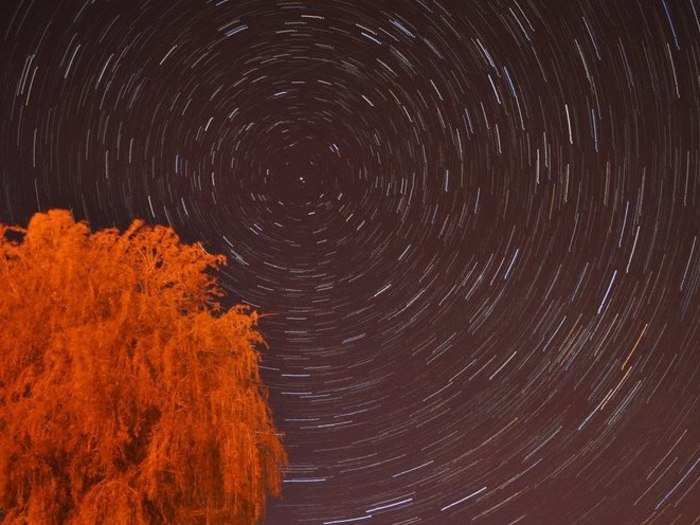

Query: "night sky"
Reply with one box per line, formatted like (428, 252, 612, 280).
(2, 0, 700, 523)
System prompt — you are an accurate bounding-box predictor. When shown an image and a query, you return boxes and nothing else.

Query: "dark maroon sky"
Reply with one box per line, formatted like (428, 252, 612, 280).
(2, 1, 700, 523)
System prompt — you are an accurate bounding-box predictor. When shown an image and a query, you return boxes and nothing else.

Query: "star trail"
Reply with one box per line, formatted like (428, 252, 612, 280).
(2, 0, 700, 523)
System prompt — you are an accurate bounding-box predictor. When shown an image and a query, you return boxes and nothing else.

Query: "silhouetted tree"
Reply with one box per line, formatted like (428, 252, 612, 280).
(0, 210, 286, 524)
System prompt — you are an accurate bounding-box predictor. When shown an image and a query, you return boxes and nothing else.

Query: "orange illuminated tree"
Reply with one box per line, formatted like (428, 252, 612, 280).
(0, 210, 286, 524)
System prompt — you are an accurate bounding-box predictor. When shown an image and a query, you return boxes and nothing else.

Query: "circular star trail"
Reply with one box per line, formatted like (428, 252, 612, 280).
(2, 1, 700, 523)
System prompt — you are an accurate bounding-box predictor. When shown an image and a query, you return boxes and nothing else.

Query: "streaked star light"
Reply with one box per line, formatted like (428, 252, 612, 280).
(1, 1, 699, 523)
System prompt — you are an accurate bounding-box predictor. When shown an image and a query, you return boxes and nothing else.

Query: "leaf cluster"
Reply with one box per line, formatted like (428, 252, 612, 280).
(0, 210, 286, 524)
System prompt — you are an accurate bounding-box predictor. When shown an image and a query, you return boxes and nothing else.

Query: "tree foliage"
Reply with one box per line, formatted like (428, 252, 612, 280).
(0, 210, 286, 524)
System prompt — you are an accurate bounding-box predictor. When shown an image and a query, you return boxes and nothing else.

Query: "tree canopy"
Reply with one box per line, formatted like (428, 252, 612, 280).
(0, 210, 286, 524)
